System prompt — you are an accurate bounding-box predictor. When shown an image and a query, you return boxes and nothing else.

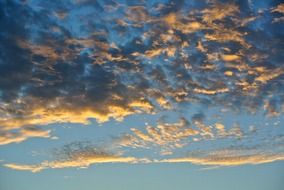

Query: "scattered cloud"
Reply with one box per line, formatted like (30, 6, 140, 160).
(115, 116, 245, 155)
(116, 118, 198, 155)
(0, 0, 283, 173)
(0, 0, 283, 134)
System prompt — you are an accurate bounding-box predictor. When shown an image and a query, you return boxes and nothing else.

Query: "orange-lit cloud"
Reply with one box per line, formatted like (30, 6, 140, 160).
(0, 127, 51, 145)
(160, 146, 284, 166)
(4, 155, 140, 173)
(115, 117, 246, 155)
(202, 2, 239, 24)
(193, 87, 230, 95)
(116, 118, 198, 155)
(0, 0, 283, 159)
(160, 153, 284, 166)
(272, 3, 284, 14)
(4, 142, 148, 172)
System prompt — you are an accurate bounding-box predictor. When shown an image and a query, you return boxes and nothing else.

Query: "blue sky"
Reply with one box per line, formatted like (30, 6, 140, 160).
(0, 0, 284, 189)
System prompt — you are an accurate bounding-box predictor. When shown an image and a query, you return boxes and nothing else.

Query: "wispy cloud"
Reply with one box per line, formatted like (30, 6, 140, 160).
(4, 140, 284, 172)
(114, 116, 245, 155)
(0, 127, 52, 145)
(271, 3, 284, 22)
(160, 145, 284, 166)
(4, 142, 148, 172)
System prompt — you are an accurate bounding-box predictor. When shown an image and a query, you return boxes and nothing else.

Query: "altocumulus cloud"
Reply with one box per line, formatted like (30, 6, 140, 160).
(0, 0, 284, 170)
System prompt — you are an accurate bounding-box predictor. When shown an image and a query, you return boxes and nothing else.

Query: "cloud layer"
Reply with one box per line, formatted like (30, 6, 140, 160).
(0, 0, 283, 171)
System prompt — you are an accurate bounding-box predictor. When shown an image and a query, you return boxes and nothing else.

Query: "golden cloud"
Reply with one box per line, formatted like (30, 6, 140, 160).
(117, 118, 199, 155)
(160, 153, 284, 166)
(0, 127, 51, 145)
(4, 155, 140, 173)
(160, 146, 284, 166)
(4, 142, 149, 172)
(202, 2, 239, 24)
(193, 87, 230, 95)
(272, 3, 284, 14)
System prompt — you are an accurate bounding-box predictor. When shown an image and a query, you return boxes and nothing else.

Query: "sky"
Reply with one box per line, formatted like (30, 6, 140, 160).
(0, 0, 284, 189)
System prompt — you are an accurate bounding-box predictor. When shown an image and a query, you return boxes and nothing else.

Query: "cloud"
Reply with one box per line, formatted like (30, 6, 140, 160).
(193, 87, 230, 95)
(115, 116, 245, 155)
(0, 98, 152, 129)
(4, 155, 139, 173)
(254, 68, 284, 84)
(160, 153, 284, 166)
(272, 3, 284, 14)
(160, 145, 284, 166)
(214, 123, 244, 139)
(0, 127, 51, 145)
(3, 142, 146, 172)
(0, 0, 283, 147)
(0, 1, 282, 176)
(271, 3, 284, 22)
(221, 54, 241, 62)
(116, 118, 198, 155)
(5, 140, 284, 172)
(202, 2, 239, 24)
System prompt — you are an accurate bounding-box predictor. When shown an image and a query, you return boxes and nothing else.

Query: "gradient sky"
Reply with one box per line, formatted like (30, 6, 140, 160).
(0, 0, 284, 189)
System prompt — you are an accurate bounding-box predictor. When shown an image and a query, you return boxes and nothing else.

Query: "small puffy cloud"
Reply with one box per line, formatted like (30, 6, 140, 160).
(215, 123, 244, 139)
(116, 118, 198, 155)
(221, 54, 241, 62)
(115, 116, 245, 155)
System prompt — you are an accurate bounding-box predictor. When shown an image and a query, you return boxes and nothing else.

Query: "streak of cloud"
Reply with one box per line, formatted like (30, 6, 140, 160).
(160, 145, 284, 166)
(4, 142, 148, 172)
